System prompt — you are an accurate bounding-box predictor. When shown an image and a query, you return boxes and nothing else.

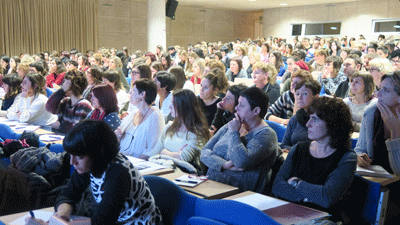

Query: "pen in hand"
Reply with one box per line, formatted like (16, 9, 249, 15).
(30, 210, 35, 218)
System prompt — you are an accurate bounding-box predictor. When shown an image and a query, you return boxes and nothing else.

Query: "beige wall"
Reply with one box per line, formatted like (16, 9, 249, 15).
(263, 0, 400, 43)
(98, 0, 148, 54)
(166, 6, 261, 48)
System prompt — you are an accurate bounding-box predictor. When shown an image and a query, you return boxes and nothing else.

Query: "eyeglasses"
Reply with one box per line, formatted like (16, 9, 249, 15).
(367, 68, 380, 72)
(392, 60, 400, 64)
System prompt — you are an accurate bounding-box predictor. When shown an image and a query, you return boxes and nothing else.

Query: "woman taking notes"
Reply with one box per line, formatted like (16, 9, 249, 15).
(27, 120, 162, 224)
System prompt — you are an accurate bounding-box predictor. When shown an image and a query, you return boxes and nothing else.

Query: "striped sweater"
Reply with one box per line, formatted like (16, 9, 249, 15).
(46, 89, 93, 133)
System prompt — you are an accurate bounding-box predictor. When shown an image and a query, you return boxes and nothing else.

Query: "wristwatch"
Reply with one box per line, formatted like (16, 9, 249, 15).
(289, 178, 301, 188)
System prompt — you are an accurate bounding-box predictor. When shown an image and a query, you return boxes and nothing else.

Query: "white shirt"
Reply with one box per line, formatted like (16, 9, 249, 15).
(155, 93, 173, 120)
(119, 109, 165, 157)
(7, 93, 58, 125)
(116, 90, 130, 112)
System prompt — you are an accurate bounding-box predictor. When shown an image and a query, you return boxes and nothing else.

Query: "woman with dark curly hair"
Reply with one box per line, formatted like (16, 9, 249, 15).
(272, 96, 356, 219)
(46, 69, 93, 133)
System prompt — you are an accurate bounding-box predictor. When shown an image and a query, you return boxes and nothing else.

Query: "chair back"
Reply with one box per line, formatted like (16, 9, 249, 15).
(266, 120, 286, 143)
(341, 174, 385, 224)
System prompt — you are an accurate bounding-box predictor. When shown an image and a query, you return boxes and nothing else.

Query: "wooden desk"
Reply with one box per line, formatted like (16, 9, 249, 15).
(160, 171, 239, 199)
(141, 168, 174, 176)
(0, 207, 54, 224)
(225, 191, 330, 225)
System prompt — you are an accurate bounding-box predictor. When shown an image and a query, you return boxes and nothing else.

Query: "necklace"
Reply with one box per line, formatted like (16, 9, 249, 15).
(122, 106, 152, 153)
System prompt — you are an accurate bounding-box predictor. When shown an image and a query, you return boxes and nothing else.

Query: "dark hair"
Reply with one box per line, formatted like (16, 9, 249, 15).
(381, 70, 400, 96)
(64, 69, 88, 96)
(24, 73, 46, 96)
(240, 87, 269, 119)
(226, 84, 248, 108)
(261, 42, 270, 53)
(91, 84, 119, 114)
(160, 53, 172, 70)
(325, 55, 343, 76)
(230, 57, 243, 71)
(29, 60, 48, 77)
(63, 120, 119, 176)
(135, 63, 152, 79)
(51, 57, 66, 75)
(1, 56, 10, 73)
(214, 51, 223, 60)
(307, 97, 354, 150)
(295, 79, 321, 95)
(66, 59, 78, 67)
(368, 43, 378, 51)
(133, 78, 158, 105)
(350, 50, 363, 58)
(377, 46, 389, 56)
(292, 49, 306, 61)
(193, 48, 204, 58)
(89, 65, 103, 85)
(346, 54, 363, 67)
(150, 61, 164, 76)
(77, 54, 90, 66)
(270, 50, 284, 72)
(168, 66, 187, 91)
(155, 71, 176, 93)
(167, 89, 210, 142)
(102, 70, 122, 92)
(2, 73, 22, 98)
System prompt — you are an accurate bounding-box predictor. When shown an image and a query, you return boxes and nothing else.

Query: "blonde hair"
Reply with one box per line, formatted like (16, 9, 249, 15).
(193, 58, 205, 76)
(110, 56, 123, 69)
(185, 52, 198, 73)
(248, 52, 261, 63)
(369, 58, 392, 74)
(235, 44, 248, 56)
(252, 62, 278, 85)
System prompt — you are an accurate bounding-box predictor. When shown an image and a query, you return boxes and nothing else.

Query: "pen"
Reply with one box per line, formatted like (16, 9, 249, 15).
(30, 210, 35, 218)
(175, 179, 198, 184)
(49, 135, 63, 140)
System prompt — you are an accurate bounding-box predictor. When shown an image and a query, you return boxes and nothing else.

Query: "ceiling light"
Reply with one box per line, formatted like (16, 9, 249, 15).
(330, 27, 337, 30)
(280, 3, 288, 6)
(394, 25, 400, 28)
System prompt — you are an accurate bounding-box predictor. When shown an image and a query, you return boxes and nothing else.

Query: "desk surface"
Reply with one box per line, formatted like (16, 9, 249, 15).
(160, 171, 239, 199)
(225, 191, 330, 225)
(0, 207, 54, 224)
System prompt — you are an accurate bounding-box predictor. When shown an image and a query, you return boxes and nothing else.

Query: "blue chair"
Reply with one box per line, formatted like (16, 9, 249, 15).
(341, 174, 388, 224)
(144, 175, 280, 225)
(351, 138, 358, 150)
(265, 120, 286, 143)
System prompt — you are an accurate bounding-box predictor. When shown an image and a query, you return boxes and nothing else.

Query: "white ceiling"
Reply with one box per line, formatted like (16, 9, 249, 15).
(176, 0, 365, 11)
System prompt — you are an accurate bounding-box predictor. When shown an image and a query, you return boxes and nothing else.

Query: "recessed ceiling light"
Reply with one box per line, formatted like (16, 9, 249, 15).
(280, 3, 288, 6)
(330, 27, 337, 30)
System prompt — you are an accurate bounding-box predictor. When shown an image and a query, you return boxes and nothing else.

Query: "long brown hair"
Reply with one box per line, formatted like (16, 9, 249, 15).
(166, 89, 210, 142)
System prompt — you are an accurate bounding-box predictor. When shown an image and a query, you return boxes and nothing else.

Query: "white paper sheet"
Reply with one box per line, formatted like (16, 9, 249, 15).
(233, 193, 289, 211)
(10, 211, 53, 225)
(40, 134, 65, 142)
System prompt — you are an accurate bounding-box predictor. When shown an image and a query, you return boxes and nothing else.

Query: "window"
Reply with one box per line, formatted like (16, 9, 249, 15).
(373, 19, 400, 33)
(291, 22, 341, 36)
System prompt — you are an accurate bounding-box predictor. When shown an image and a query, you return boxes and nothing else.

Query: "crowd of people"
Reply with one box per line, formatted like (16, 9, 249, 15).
(1, 33, 400, 224)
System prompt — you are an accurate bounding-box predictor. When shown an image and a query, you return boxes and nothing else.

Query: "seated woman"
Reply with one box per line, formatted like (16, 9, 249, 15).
(86, 84, 121, 131)
(272, 97, 356, 217)
(311, 49, 328, 73)
(185, 52, 198, 78)
(225, 57, 248, 82)
(200, 87, 280, 193)
(77, 54, 90, 72)
(150, 89, 210, 171)
(168, 66, 195, 93)
(160, 53, 172, 71)
(191, 58, 205, 85)
(7, 73, 58, 125)
(82, 65, 103, 101)
(46, 69, 93, 134)
(210, 84, 248, 135)
(252, 61, 280, 105)
(107, 56, 130, 92)
(198, 72, 226, 127)
(266, 70, 313, 125)
(115, 79, 165, 159)
(102, 70, 130, 111)
(246, 52, 261, 78)
(46, 57, 66, 88)
(355, 70, 400, 175)
(154, 71, 177, 120)
(281, 79, 321, 152)
(0, 74, 22, 116)
(26, 120, 162, 225)
(150, 61, 164, 78)
(343, 71, 376, 132)
(235, 44, 250, 70)
(269, 50, 286, 78)
(318, 55, 347, 95)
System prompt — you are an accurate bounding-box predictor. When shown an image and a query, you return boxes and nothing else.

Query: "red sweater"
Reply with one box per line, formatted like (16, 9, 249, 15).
(46, 72, 65, 88)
